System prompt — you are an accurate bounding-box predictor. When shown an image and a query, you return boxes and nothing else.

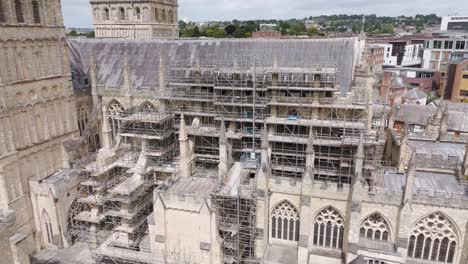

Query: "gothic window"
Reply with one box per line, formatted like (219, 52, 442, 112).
(135, 7, 141, 20)
(15, 0, 24, 23)
(32, 0, 40, 23)
(407, 212, 457, 263)
(107, 100, 124, 142)
(161, 9, 166, 23)
(168, 10, 172, 23)
(119, 7, 125, 21)
(313, 206, 344, 249)
(271, 201, 299, 242)
(139, 101, 155, 112)
(360, 213, 390, 241)
(78, 105, 89, 136)
(108, 100, 124, 117)
(43, 211, 53, 244)
(104, 8, 110, 20)
(154, 8, 159, 22)
(0, 0, 5, 23)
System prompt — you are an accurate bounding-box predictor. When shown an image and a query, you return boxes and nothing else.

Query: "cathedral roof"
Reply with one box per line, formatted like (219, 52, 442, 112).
(68, 37, 359, 94)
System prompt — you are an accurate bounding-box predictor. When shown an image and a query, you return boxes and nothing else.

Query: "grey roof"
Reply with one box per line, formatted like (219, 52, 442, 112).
(393, 104, 436, 125)
(379, 170, 466, 197)
(408, 140, 466, 160)
(393, 102, 468, 132)
(403, 87, 427, 100)
(68, 37, 359, 93)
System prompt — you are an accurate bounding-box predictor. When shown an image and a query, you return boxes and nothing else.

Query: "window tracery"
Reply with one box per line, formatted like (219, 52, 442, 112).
(360, 213, 390, 241)
(407, 212, 457, 263)
(313, 206, 344, 249)
(271, 201, 299, 242)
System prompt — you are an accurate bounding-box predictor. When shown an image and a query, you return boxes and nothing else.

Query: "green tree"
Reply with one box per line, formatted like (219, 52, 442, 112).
(68, 30, 78, 36)
(193, 26, 201, 37)
(307, 26, 319, 37)
(292, 22, 307, 35)
(85, 31, 95, 38)
(277, 21, 291, 35)
(381, 23, 394, 34)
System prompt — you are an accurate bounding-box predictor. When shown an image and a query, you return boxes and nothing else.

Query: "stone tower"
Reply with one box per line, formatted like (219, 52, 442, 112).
(0, 0, 79, 262)
(90, 0, 179, 38)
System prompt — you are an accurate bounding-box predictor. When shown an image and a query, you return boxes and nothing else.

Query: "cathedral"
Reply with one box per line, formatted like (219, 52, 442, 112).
(0, 1, 468, 264)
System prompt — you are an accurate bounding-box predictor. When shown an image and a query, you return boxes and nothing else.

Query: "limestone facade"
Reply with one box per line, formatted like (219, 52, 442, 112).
(90, 0, 179, 38)
(0, 0, 80, 263)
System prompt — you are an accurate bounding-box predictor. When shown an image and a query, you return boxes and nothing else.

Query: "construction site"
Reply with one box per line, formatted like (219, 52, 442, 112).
(54, 37, 377, 263)
(25, 38, 468, 264)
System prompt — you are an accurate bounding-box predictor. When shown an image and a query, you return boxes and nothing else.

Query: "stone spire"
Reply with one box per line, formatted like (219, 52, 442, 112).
(218, 119, 229, 182)
(179, 115, 191, 177)
(403, 153, 417, 205)
(354, 133, 365, 183)
(304, 127, 316, 184)
(398, 124, 409, 173)
(89, 54, 99, 105)
(123, 53, 131, 95)
(261, 123, 270, 167)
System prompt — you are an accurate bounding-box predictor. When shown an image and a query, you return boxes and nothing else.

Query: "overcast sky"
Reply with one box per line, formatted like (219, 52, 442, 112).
(62, 0, 468, 28)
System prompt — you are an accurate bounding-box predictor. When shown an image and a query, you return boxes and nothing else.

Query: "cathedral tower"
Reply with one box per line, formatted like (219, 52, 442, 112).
(0, 0, 80, 262)
(90, 0, 179, 38)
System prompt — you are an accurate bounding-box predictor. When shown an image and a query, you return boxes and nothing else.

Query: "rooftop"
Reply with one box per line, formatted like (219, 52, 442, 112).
(68, 37, 359, 94)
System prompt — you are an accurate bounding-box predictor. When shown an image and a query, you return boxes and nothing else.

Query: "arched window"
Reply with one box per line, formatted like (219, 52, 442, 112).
(107, 100, 124, 142)
(0, 0, 6, 23)
(360, 213, 390, 241)
(139, 101, 155, 112)
(104, 8, 110, 20)
(15, 0, 24, 23)
(135, 7, 141, 20)
(407, 212, 458, 263)
(161, 9, 166, 23)
(271, 201, 299, 242)
(42, 211, 53, 244)
(313, 206, 344, 249)
(154, 8, 159, 22)
(119, 7, 125, 21)
(78, 105, 89, 136)
(32, 0, 40, 23)
(168, 10, 172, 23)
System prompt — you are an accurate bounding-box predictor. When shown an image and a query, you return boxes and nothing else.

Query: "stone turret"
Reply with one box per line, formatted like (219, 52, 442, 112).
(398, 124, 410, 173)
(179, 115, 192, 177)
(403, 153, 417, 205)
(123, 54, 132, 96)
(218, 120, 230, 182)
(304, 127, 316, 184)
(354, 133, 365, 183)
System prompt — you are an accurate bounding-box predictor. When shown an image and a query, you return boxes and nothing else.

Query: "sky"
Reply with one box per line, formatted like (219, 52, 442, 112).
(62, 0, 468, 28)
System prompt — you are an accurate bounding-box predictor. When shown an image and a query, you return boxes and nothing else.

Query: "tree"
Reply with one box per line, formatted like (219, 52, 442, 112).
(193, 26, 200, 37)
(277, 21, 291, 35)
(381, 23, 394, 34)
(307, 26, 319, 37)
(292, 22, 307, 35)
(85, 31, 95, 38)
(68, 30, 78, 36)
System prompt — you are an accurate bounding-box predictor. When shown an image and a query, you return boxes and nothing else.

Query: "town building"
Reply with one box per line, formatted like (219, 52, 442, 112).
(441, 59, 468, 102)
(422, 33, 468, 71)
(368, 45, 385, 72)
(252, 31, 282, 39)
(90, 0, 179, 38)
(441, 16, 468, 31)
(370, 40, 424, 68)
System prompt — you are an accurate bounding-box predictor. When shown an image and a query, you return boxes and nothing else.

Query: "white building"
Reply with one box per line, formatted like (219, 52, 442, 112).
(422, 37, 468, 70)
(371, 43, 422, 68)
(441, 16, 468, 31)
